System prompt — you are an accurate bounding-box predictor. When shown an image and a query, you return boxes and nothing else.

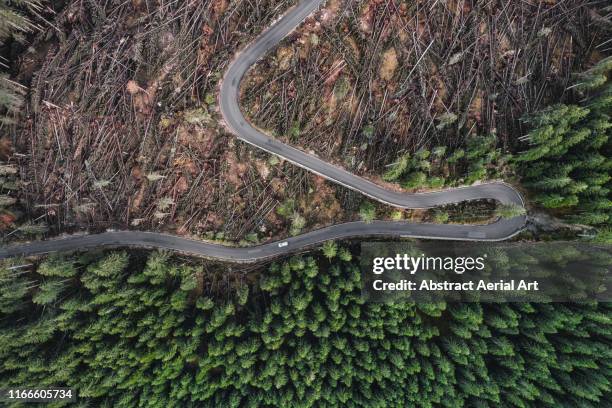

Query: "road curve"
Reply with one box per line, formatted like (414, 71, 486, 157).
(219, 0, 525, 210)
(0, 0, 526, 262)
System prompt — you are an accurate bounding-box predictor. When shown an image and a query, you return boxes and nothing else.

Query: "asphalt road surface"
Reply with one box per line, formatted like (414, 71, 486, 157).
(0, 0, 526, 262)
(0, 218, 524, 262)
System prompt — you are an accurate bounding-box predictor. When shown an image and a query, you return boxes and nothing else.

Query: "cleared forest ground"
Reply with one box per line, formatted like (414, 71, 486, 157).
(7, 0, 609, 243)
(241, 0, 608, 181)
(12, 0, 354, 243)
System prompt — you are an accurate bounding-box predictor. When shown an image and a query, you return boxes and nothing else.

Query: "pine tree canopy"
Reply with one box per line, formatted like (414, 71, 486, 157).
(517, 57, 612, 226)
(0, 250, 610, 407)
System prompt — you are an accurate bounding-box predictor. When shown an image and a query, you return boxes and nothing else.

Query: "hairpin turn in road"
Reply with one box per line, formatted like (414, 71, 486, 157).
(0, 0, 526, 261)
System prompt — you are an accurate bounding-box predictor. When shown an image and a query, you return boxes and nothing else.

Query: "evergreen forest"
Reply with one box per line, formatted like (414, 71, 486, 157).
(516, 57, 612, 226)
(0, 250, 610, 407)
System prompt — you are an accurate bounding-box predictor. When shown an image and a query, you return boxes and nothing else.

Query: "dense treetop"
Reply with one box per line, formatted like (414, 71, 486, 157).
(0, 249, 610, 407)
(517, 57, 612, 226)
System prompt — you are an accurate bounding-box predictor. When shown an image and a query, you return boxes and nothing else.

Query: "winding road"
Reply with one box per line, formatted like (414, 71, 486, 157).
(0, 0, 526, 262)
